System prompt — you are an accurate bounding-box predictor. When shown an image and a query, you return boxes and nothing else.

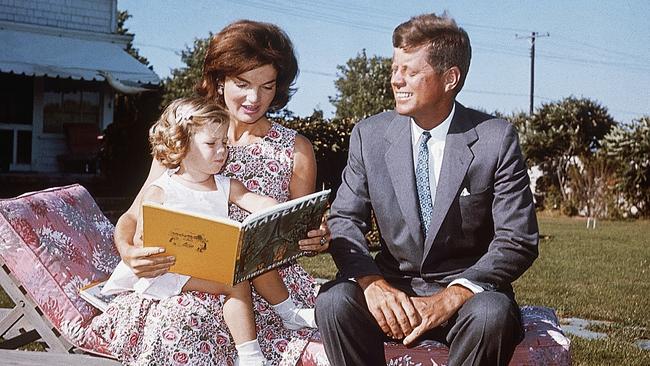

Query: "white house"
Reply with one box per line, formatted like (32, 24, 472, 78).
(0, 0, 159, 173)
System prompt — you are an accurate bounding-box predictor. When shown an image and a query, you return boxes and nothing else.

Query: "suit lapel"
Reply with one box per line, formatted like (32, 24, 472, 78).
(384, 114, 424, 248)
(423, 103, 478, 257)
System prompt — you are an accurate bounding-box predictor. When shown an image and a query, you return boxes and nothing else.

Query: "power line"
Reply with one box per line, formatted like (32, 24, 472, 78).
(535, 52, 650, 72)
(472, 45, 529, 58)
(292, 0, 399, 23)
(228, 0, 532, 36)
(550, 35, 649, 64)
(302, 69, 337, 77)
(136, 2, 649, 74)
(232, 0, 393, 33)
(321, 0, 535, 35)
(463, 88, 553, 101)
(126, 2, 646, 119)
(133, 42, 180, 53)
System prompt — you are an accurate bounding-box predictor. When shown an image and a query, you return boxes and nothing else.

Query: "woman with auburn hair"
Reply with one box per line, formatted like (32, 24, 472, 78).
(91, 20, 329, 366)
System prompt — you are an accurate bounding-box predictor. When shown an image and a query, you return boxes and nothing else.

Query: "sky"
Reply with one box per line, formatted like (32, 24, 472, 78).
(118, 0, 649, 124)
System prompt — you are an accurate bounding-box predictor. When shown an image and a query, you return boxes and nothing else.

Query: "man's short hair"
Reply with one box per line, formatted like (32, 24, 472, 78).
(393, 13, 472, 93)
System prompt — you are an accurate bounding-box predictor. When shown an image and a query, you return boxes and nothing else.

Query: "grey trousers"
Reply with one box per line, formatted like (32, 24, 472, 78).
(315, 280, 522, 366)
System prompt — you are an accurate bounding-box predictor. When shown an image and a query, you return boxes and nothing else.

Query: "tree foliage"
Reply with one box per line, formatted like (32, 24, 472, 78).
(604, 116, 650, 217)
(276, 114, 354, 192)
(329, 50, 393, 120)
(116, 10, 151, 67)
(162, 36, 211, 106)
(519, 97, 616, 205)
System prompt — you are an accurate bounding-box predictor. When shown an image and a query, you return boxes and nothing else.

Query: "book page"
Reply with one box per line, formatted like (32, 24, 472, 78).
(235, 190, 330, 282)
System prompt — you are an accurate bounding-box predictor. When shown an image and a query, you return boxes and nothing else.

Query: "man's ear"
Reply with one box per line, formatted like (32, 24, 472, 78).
(444, 67, 461, 92)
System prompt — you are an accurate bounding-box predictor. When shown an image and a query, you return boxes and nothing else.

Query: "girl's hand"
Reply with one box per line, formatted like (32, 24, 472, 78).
(298, 219, 330, 254)
(122, 245, 175, 278)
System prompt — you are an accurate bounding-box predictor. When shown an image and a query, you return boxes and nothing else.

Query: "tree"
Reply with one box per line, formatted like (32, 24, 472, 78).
(280, 115, 355, 191)
(162, 36, 211, 106)
(520, 97, 616, 207)
(116, 11, 151, 67)
(329, 50, 393, 120)
(604, 116, 650, 217)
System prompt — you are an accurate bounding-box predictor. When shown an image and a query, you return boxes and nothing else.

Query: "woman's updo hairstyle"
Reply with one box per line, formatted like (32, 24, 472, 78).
(197, 20, 299, 112)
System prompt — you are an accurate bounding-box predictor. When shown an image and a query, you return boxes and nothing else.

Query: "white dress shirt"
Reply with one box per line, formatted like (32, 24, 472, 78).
(409, 104, 484, 295)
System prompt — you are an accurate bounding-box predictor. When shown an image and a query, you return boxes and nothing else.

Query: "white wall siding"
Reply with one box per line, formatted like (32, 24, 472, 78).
(31, 77, 65, 173)
(101, 85, 114, 131)
(0, 0, 114, 34)
(35, 136, 67, 172)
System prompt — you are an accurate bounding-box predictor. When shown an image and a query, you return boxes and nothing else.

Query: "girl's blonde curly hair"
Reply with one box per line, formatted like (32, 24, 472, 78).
(149, 97, 229, 169)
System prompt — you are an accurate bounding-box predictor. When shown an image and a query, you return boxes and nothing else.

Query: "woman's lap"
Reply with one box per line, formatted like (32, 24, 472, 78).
(91, 263, 317, 366)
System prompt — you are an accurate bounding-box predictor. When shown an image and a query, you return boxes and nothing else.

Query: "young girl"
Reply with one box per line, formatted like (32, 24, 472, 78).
(103, 97, 315, 365)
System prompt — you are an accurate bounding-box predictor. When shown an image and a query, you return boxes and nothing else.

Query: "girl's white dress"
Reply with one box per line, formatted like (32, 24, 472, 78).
(102, 171, 231, 300)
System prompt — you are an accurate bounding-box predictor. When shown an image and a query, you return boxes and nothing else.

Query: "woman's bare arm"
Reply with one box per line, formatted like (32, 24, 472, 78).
(291, 134, 330, 252)
(289, 134, 317, 199)
(114, 159, 175, 277)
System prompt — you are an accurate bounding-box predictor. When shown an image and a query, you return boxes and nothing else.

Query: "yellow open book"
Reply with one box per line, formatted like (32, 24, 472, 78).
(143, 189, 330, 286)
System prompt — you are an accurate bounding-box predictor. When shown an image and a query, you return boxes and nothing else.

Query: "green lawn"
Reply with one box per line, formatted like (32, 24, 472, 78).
(513, 216, 650, 365)
(299, 216, 650, 365)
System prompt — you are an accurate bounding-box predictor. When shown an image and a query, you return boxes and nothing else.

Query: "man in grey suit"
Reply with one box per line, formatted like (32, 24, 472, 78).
(316, 13, 538, 366)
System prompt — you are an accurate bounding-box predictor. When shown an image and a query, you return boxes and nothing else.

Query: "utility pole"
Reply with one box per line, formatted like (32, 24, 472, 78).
(517, 32, 549, 115)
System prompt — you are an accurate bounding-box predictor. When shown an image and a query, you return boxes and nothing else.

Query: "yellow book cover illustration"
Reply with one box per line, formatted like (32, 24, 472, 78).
(143, 189, 330, 286)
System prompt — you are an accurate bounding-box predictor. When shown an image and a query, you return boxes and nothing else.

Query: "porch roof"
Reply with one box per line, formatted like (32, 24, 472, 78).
(0, 28, 160, 86)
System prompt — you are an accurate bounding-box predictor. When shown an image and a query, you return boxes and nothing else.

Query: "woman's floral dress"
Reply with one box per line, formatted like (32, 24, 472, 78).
(91, 123, 318, 365)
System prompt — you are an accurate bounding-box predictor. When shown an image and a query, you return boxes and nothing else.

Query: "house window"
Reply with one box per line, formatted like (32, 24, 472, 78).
(0, 73, 33, 171)
(0, 73, 33, 124)
(43, 78, 101, 134)
(0, 129, 32, 171)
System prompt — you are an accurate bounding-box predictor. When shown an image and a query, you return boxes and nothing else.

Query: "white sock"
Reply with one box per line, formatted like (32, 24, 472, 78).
(234, 339, 267, 365)
(272, 297, 317, 330)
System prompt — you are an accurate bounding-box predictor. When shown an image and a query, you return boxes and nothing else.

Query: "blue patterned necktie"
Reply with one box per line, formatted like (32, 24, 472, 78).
(416, 131, 434, 236)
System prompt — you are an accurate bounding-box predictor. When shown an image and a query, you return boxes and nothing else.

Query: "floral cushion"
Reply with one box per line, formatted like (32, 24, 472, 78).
(0, 184, 119, 356)
(298, 306, 571, 366)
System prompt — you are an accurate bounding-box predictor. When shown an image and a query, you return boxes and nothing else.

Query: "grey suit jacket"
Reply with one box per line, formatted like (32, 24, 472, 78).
(328, 102, 538, 296)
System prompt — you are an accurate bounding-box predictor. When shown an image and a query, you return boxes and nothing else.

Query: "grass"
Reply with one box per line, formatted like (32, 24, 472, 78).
(515, 216, 649, 329)
(298, 216, 650, 365)
(2, 217, 648, 363)
(513, 216, 650, 365)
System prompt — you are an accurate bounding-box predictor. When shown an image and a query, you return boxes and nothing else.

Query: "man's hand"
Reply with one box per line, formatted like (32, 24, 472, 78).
(121, 244, 175, 278)
(403, 285, 474, 346)
(357, 276, 421, 340)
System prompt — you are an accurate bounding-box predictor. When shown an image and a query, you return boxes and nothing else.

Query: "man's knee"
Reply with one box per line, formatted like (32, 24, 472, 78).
(316, 280, 365, 324)
(458, 292, 520, 337)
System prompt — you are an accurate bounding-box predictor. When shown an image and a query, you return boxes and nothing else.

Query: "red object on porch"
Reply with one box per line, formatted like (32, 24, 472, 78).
(58, 123, 101, 173)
